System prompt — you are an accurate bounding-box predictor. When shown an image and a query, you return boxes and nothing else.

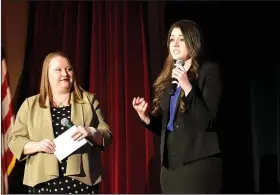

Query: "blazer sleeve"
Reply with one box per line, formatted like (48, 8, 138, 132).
(91, 97, 112, 148)
(139, 111, 162, 137)
(182, 62, 223, 129)
(8, 98, 31, 161)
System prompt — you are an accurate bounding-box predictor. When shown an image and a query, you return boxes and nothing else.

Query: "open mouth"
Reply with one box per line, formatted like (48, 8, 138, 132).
(60, 79, 70, 82)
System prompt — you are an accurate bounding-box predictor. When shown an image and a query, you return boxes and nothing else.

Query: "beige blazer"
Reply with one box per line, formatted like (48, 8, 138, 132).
(8, 91, 112, 187)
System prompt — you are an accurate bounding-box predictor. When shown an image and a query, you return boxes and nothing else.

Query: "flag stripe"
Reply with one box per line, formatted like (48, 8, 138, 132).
(1, 73, 8, 100)
(1, 135, 9, 194)
(2, 89, 11, 119)
(3, 124, 13, 151)
(1, 53, 16, 194)
(1, 149, 16, 175)
(7, 155, 16, 176)
(1, 59, 7, 84)
(2, 105, 13, 135)
(2, 173, 8, 194)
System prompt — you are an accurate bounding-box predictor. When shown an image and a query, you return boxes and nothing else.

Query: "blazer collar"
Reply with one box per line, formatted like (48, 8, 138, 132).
(42, 92, 89, 139)
(41, 96, 54, 139)
(70, 92, 85, 126)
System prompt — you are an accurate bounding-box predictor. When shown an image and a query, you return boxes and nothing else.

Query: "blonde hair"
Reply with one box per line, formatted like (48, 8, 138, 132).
(152, 20, 202, 116)
(39, 52, 83, 108)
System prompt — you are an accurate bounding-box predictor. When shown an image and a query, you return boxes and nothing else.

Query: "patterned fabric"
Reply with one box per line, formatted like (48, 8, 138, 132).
(28, 106, 98, 194)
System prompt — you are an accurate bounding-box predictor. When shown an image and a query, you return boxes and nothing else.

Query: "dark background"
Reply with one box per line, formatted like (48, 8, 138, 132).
(164, 2, 280, 193)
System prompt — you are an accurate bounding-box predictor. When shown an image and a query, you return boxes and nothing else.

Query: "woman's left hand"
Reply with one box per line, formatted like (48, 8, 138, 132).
(71, 126, 104, 146)
(172, 59, 192, 93)
(71, 126, 93, 141)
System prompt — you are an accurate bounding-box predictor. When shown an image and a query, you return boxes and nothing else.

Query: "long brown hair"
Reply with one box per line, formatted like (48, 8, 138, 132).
(39, 52, 83, 108)
(152, 20, 202, 116)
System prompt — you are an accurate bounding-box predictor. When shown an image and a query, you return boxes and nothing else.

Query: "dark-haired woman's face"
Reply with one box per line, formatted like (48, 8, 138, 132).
(169, 28, 189, 61)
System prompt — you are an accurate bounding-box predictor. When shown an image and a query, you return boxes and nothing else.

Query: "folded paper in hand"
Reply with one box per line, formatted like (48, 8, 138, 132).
(53, 125, 87, 161)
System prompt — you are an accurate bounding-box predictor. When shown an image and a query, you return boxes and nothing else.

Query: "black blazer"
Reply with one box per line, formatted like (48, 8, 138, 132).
(145, 61, 223, 166)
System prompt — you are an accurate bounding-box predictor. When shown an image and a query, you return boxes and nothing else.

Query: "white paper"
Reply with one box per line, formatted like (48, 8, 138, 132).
(53, 125, 87, 161)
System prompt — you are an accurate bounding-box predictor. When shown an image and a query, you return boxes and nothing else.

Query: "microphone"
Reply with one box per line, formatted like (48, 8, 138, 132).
(170, 59, 185, 96)
(61, 118, 73, 129)
(60, 118, 93, 146)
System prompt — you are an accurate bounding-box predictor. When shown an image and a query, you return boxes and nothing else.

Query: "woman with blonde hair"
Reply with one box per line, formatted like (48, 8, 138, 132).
(9, 52, 112, 194)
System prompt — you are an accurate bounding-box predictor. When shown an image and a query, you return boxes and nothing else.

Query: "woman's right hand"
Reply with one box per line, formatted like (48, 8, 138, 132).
(23, 139, 56, 155)
(37, 139, 56, 154)
(132, 97, 150, 125)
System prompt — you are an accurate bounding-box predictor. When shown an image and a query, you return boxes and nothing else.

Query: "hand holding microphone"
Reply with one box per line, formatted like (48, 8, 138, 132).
(170, 59, 185, 95)
(171, 58, 193, 95)
(61, 118, 95, 146)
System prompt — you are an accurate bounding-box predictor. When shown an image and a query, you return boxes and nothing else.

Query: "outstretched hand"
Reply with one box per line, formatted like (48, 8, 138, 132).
(132, 97, 150, 124)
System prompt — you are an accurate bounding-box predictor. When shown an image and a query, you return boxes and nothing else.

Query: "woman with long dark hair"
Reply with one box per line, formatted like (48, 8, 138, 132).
(132, 20, 223, 193)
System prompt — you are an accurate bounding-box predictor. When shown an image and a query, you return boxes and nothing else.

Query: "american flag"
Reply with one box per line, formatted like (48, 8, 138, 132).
(1, 47, 16, 194)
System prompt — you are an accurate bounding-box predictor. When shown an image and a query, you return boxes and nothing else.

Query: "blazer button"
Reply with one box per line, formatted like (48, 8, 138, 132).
(174, 123, 179, 128)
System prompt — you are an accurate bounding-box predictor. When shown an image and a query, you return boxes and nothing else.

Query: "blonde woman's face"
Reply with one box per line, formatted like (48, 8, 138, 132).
(169, 28, 189, 61)
(48, 56, 73, 93)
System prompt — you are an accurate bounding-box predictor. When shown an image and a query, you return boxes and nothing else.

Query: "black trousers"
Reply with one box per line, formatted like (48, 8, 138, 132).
(160, 155, 222, 193)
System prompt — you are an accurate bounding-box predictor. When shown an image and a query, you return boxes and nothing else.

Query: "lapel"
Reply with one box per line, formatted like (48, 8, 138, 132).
(66, 92, 94, 175)
(162, 85, 171, 111)
(41, 96, 55, 139)
(70, 92, 93, 126)
(70, 92, 85, 126)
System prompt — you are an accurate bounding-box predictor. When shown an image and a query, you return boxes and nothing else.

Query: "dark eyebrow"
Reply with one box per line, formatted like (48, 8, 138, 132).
(170, 35, 184, 37)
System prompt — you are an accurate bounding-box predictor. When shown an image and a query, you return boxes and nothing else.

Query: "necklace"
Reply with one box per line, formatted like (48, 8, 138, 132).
(53, 95, 69, 107)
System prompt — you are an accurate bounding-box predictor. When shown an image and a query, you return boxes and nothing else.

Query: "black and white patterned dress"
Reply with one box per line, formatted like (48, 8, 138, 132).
(28, 105, 98, 194)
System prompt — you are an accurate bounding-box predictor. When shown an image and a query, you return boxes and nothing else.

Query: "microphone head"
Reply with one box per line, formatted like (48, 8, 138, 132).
(61, 118, 69, 127)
